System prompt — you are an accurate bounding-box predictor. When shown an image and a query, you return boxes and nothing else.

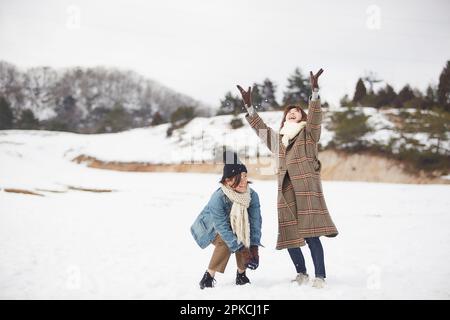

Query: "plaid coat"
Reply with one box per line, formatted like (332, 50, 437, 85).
(245, 98, 338, 250)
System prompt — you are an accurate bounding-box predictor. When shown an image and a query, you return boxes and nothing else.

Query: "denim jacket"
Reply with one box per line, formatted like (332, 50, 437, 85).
(190, 187, 262, 252)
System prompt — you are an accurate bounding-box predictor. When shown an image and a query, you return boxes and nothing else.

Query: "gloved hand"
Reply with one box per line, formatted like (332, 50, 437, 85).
(309, 68, 324, 90)
(238, 246, 252, 266)
(236, 85, 252, 108)
(247, 245, 259, 270)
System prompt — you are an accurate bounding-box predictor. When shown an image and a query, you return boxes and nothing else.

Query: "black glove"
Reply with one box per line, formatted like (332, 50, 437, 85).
(247, 245, 259, 270)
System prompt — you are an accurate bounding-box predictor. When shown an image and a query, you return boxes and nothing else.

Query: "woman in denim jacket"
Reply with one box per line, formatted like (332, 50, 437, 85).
(191, 153, 262, 289)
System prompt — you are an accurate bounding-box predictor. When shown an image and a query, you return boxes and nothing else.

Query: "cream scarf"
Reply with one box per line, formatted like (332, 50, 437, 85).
(280, 121, 307, 147)
(220, 185, 251, 248)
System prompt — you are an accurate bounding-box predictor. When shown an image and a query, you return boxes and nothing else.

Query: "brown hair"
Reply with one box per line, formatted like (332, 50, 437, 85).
(220, 173, 253, 189)
(280, 105, 307, 129)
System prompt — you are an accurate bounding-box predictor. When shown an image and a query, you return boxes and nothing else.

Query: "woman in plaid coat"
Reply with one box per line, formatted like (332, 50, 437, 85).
(237, 69, 338, 288)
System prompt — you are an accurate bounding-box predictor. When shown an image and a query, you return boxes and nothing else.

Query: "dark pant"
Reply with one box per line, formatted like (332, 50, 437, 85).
(287, 237, 326, 278)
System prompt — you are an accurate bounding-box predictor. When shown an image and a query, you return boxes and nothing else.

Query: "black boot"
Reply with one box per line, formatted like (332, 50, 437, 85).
(236, 270, 250, 285)
(199, 271, 215, 289)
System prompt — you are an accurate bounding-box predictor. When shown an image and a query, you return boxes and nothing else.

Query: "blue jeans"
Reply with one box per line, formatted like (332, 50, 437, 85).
(287, 237, 326, 278)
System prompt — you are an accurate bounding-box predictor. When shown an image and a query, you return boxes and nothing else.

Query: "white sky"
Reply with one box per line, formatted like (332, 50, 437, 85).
(1, 0, 449, 107)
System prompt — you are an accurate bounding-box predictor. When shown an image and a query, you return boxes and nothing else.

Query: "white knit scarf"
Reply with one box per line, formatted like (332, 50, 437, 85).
(220, 185, 251, 248)
(280, 121, 307, 147)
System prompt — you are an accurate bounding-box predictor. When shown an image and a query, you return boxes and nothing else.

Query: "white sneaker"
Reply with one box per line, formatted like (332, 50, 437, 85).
(291, 273, 309, 285)
(312, 277, 325, 289)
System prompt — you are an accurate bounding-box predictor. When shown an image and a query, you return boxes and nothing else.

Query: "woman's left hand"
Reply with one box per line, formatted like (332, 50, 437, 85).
(310, 68, 324, 90)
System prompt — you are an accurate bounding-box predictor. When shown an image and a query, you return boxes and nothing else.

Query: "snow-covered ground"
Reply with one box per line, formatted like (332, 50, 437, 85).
(1, 130, 449, 299)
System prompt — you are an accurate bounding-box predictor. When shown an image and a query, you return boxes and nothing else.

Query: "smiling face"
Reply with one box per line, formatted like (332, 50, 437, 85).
(285, 107, 303, 123)
(226, 172, 248, 193)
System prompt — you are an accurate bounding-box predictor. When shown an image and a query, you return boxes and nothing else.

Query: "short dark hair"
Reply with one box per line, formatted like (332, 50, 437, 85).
(220, 172, 253, 188)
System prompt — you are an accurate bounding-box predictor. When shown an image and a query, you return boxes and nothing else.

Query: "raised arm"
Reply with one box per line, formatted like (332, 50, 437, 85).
(236, 85, 279, 154)
(306, 69, 324, 142)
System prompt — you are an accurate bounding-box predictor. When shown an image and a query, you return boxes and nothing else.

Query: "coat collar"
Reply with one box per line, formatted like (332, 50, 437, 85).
(280, 129, 302, 152)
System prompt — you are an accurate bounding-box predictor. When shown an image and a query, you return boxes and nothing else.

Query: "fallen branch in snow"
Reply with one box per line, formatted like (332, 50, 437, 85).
(66, 185, 115, 193)
(35, 188, 67, 193)
(3, 188, 45, 196)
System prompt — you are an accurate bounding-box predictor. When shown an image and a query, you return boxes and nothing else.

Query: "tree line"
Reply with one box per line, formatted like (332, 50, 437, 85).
(327, 61, 449, 175)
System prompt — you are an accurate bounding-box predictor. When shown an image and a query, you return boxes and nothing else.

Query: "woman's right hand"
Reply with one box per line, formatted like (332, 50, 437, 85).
(236, 85, 252, 108)
(239, 246, 252, 265)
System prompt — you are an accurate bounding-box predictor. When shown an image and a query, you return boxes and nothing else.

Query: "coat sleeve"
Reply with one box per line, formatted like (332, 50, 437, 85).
(248, 190, 262, 247)
(306, 97, 322, 142)
(209, 192, 242, 253)
(245, 110, 280, 154)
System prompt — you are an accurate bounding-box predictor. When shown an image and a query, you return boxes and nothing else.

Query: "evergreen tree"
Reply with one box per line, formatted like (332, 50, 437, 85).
(375, 84, 397, 108)
(251, 83, 263, 110)
(282, 68, 310, 106)
(400, 108, 450, 155)
(437, 60, 450, 112)
(423, 85, 437, 109)
(260, 78, 279, 110)
(327, 106, 373, 150)
(0, 96, 14, 129)
(99, 103, 132, 133)
(151, 111, 166, 126)
(217, 92, 243, 116)
(17, 109, 39, 129)
(353, 78, 367, 104)
(423, 109, 450, 154)
(170, 106, 196, 123)
(394, 85, 415, 108)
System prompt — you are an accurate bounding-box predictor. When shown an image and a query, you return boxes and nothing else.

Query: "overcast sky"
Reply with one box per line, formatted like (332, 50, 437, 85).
(1, 0, 449, 107)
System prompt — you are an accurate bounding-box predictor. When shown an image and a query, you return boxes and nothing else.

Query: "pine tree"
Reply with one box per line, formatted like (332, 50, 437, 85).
(0, 96, 14, 129)
(327, 106, 373, 150)
(423, 108, 450, 154)
(260, 78, 279, 110)
(394, 85, 415, 108)
(151, 111, 166, 126)
(17, 109, 39, 129)
(400, 108, 450, 155)
(437, 60, 450, 112)
(353, 78, 367, 104)
(251, 83, 263, 110)
(375, 84, 396, 108)
(99, 103, 132, 133)
(282, 68, 310, 106)
(170, 106, 196, 123)
(423, 85, 437, 109)
(217, 92, 243, 116)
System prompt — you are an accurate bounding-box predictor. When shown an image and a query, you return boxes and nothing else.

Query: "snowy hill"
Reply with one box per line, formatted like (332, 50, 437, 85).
(0, 60, 211, 122)
(1, 106, 447, 169)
